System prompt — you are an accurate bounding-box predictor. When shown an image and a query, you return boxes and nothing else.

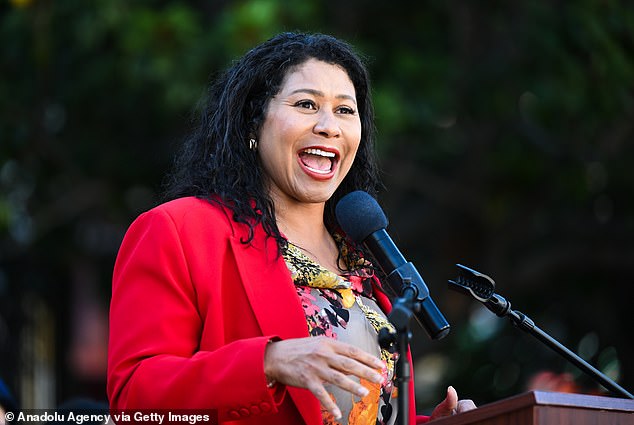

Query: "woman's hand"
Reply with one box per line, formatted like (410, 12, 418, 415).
(429, 386, 477, 421)
(264, 336, 385, 419)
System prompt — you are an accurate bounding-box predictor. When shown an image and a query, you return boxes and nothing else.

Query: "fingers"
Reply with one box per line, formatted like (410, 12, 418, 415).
(429, 386, 457, 420)
(429, 386, 477, 421)
(457, 399, 477, 413)
(329, 344, 384, 384)
(307, 382, 342, 420)
(337, 342, 385, 370)
(312, 338, 384, 397)
(263, 337, 384, 419)
(445, 385, 458, 408)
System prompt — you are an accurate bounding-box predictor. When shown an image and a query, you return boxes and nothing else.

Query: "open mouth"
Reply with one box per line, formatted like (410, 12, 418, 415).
(298, 148, 337, 175)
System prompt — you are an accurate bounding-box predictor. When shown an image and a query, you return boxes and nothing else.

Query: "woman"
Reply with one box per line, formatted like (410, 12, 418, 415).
(108, 32, 475, 424)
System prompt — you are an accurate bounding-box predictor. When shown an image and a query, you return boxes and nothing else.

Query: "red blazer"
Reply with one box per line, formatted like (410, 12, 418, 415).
(108, 197, 429, 424)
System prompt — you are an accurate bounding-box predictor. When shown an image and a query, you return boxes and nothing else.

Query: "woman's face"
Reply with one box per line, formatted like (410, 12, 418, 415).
(258, 58, 362, 207)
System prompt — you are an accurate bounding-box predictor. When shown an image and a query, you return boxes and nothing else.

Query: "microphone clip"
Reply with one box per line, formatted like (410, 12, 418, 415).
(448, 264, 512, 317)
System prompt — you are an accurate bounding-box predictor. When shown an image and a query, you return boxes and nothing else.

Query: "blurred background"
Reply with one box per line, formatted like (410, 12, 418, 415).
(1, 0, 633, 415)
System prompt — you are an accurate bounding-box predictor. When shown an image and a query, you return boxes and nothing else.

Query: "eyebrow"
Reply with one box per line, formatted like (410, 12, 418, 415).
(289, 88, 357, 104)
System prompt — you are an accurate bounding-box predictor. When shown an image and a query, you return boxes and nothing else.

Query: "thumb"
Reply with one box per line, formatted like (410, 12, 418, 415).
(429, 386, 458, 420)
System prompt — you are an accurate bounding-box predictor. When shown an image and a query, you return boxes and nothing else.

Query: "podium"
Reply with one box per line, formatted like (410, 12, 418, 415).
(430, 390, 634, 425)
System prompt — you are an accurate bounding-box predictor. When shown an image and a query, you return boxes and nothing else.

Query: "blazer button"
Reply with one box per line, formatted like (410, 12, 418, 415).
(250, 405, 261, 415)
(260, 402, 271, 412)
(228, 410, 240, 420)
(239, 408, 250, 417)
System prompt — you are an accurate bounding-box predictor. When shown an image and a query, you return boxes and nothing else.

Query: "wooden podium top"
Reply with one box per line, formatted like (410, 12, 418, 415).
(429, 390, 634, 425)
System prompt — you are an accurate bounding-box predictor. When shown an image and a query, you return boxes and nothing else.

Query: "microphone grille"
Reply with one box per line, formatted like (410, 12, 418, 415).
(335, 191, 388, 243)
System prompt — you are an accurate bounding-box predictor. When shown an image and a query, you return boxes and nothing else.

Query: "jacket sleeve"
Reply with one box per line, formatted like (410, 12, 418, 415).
(107, 207, 286, 420)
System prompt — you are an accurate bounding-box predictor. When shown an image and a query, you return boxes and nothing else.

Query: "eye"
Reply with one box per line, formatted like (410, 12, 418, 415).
(294, 100, 317, 110)
(336, 106, 357, 115)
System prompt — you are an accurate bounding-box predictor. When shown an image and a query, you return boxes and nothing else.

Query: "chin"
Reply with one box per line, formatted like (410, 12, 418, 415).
(289, 178, 343, 204)
(295, 190, 336, 204)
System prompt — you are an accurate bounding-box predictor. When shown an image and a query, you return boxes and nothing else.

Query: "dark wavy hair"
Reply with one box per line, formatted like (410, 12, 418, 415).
(163, 32, 381, 247)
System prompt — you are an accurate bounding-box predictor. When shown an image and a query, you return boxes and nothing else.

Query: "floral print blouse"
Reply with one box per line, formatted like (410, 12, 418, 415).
(281, 234, 398, 425)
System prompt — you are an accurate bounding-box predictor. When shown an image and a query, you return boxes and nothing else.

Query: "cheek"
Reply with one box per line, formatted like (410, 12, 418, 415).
(347, 125, 362, 160)
(258, 125, 283, 161)
(352, 134, 362, 154)
(341, 140, 362, 176)
(350, 121, 362, 152)
(260, 117, 297, 154)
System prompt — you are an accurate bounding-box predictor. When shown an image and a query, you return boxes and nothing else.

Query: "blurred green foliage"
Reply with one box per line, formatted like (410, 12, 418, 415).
(1, 0, 633, 412)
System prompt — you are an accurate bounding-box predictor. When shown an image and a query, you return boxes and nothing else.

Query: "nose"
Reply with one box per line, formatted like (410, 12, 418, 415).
(313, 110, 341, 138)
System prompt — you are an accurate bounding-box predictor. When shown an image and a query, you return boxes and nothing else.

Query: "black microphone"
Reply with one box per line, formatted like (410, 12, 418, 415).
(335, 191, 450, 340)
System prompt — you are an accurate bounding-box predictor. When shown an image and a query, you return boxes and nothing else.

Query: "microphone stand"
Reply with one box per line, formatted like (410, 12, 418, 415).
(483, 293, 634, 399)
(378, 278, 419, 425)
(448, 265, 634, 399)
(377, 260, 451, 425)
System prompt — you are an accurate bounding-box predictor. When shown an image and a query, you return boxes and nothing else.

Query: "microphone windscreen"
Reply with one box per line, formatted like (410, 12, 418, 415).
(335, 191, 388, 242)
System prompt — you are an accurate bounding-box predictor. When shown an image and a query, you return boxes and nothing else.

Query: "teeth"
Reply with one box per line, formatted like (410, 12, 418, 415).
(304, 165, 330, 174)
(303, 148, 335, 158)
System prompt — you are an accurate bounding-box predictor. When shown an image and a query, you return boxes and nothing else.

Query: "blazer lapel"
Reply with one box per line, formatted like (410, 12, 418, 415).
(230, 231, 322, 425)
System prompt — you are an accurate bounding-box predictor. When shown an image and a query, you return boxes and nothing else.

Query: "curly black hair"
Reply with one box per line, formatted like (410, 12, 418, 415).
(163, 32, 381, 248)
